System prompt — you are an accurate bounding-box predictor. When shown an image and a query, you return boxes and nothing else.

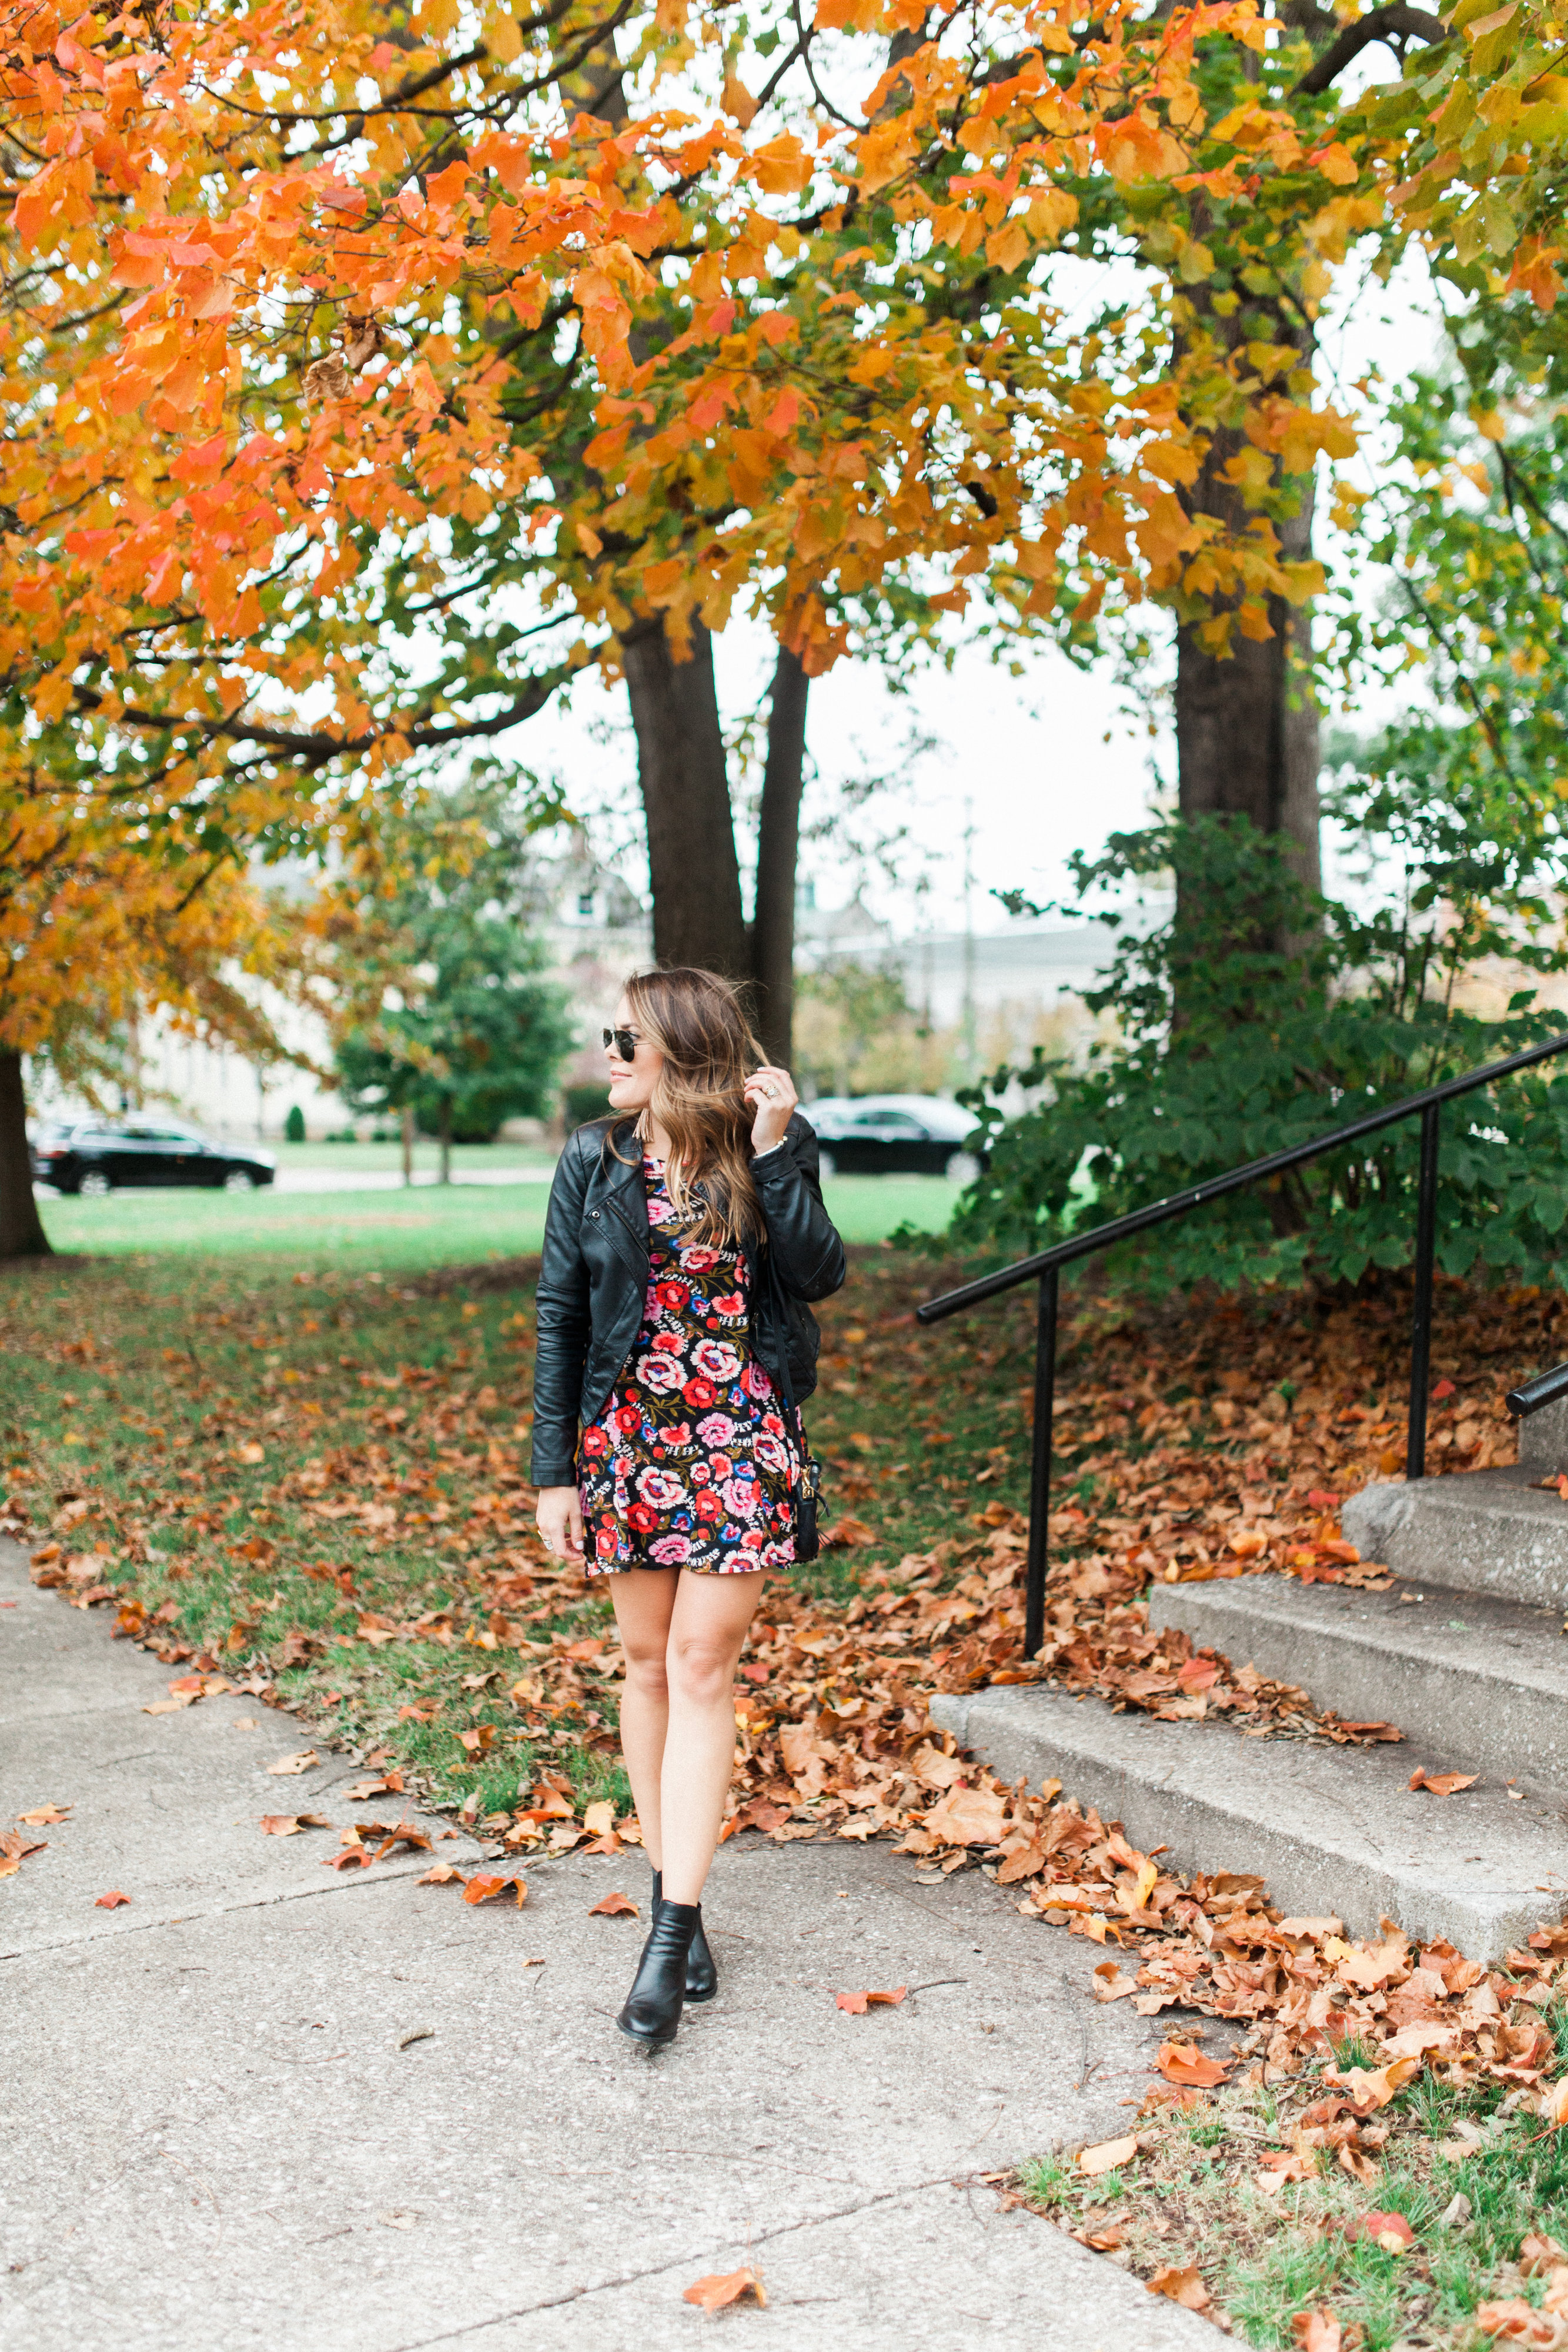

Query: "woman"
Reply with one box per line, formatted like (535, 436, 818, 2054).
(532, 967, 845, 2047)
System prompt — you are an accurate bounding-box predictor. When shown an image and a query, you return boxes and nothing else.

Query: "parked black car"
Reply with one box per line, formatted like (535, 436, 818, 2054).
(30, 1120, 278, 1197)
(798, 1094, 983, 1180)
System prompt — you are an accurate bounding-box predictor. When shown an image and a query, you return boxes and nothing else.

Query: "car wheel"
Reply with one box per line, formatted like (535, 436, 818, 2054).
(77, 1168, 113, 1198)
(944, 1150, 981, 1185)
(816, 1149, 837, 1180)
(223, 1168, 256, 1193)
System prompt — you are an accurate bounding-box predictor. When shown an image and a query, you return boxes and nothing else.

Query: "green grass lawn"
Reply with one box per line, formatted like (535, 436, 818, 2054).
(34, 1172, 962, 1266)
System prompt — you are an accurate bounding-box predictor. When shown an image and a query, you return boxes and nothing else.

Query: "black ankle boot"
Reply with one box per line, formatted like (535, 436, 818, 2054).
(652, 1870, 718, 2003)
(617, 1898, 700, 2046)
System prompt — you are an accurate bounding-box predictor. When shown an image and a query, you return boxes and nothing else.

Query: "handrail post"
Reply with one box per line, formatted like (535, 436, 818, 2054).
(1025, 1266, 1058, 1657)
(1406, 1100, 1440, 1482)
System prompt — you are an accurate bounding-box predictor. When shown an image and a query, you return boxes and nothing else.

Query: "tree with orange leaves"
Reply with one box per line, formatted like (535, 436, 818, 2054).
(5, 0, 1567, 1257)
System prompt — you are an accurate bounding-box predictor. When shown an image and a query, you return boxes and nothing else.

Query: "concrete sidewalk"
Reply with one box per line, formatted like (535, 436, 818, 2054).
(1, 1538, 1213, 2351)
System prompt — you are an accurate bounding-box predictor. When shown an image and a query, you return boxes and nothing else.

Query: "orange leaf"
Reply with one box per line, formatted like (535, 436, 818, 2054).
(588, 1890, 639, 1917)
(1342, 2209, 1416, 2254)
(463, 1874, 527, 1907)
(683, 2269, 766, 2311)
(1475, 2298, 1565, 2344)
(95, 1890, 131, 1908)
(835, 1986, 907, 2013)
(1290, 2316, 1342, 2352)
(15, 1803, 71, 1825)
(1075, 2134, 1138, 2177)
(1409, 1767, 1479, 1796)
(1148, 2264, 1210, 2310)
(417, 1863, 466, 1886)
(1157, 2040, 1231, 2088)
(259, 1813, 330, 1836)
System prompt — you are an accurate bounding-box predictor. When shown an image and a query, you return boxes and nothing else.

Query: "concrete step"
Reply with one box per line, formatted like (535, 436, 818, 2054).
(1147, 1572, 1568, 1793)
(928, 1682, 1568, 1963)
(1343, 1466, 1568, 1611)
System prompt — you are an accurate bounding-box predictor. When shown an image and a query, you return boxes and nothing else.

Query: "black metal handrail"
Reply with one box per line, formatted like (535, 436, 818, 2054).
(918, 1027, 1568, 1655)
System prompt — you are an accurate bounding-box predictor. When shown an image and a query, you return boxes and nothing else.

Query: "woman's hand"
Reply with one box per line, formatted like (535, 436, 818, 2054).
(536, 1485, 585, 1561)
(744, 1064, 798, 1154)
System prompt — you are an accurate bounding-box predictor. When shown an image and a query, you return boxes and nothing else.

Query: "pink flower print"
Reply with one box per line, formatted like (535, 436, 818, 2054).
(754, 1431, 790, 1475)
(650, 1330, 683, 1353)
(681, 1247, 721, 1272)
(741, 1362, 775, 1400)
(636, 1466, 687, 1509)
(712, 1291, 746, 1315)
(692, 1338, 742, 1382)
(636, 1352, 684, 1394)
(721, 1475, 760, 1519)
(696, 1412, 737, 1446)
(663, 1421, 693, 1449)
(708, 1451, 734, 1482)
(648, 1534, 691, 1565)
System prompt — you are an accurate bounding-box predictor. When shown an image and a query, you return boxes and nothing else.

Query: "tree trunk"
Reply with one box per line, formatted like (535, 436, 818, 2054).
(401, 1101, 414, 1189)
(438, 1096, 452, 1187)
(623, 616, 749, 979)
(753, 645, 810, 1065)
(1174, 277, 1322, 943)
(0, 1051, 51, 1260)
(1174, 476, 1321, 898)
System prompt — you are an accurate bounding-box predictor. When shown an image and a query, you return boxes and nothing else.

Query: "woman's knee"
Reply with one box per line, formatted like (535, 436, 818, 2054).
(668, 1635, 738, 1708)
(622, 1646, 670, 1700)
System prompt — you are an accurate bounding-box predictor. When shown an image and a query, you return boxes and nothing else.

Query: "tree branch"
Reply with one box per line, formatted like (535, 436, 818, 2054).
(1293, 5, 1445, 95)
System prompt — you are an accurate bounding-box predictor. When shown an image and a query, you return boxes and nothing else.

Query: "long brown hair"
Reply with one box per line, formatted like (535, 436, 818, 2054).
(614, 967, 765, 1246)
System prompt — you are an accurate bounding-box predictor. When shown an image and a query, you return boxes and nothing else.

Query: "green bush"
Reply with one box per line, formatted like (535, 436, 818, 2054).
(283, 1104, 306, 1144)
(952, 815, 1568, 1294)
(563, 1083, 613, 1132)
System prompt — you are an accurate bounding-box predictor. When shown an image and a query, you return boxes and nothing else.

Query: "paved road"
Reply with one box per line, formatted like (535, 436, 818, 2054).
(1, 1539, 1212, 2351)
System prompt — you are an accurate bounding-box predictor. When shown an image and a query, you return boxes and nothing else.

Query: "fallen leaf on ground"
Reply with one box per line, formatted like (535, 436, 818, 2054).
(1409, 1767, 1479, 1796)
(1332, 2054, 1421, 2112)
(15, 1804, 71, 1825)
(397, 2027, 434, 2050)
(1147, 2264, 1209, 2310)
(94, 1890, 131, 1908)
(1342, 2209, 1417, 2253)
(1540, 2082, 1568, 2129)
(682, 2269, 766, 2311)
(259, 1813, 332, 1836)
(581, 1799, 615, 1836)
(417, 1864, 466, 1886)
(1475, 2301, 1567, 2346)
(1076, 2134, 1138, 2177)
(264, 1750, 319, 1776)
(463, 1874, 527, 1907)
(1158, 2040, 1231, 2088)
(1522, 2234, 1568, 2274)
(142, 1694, 196, 1715)
(1071, 2221, 1124, 2251)
(834, 1986, 907, 2013)
(921, 1783, 1008, 1846)
(1091, 1961, 1141, 2002)
(1291, 2316, 1342, 2352)
(588, 1890, 638, 1917)
(343, 1771, 404, 1800)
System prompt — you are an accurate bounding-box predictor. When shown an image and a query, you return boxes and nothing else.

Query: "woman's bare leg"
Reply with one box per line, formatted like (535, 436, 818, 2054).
(660, 1569, 767, 1906)
(607, 1569, 681, 1873)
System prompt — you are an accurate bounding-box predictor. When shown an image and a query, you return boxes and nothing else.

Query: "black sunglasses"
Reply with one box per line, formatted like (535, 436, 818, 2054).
(602, 1025, 640, 1061)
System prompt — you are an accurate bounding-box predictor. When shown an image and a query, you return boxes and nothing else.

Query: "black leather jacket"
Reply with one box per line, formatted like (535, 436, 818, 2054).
(530, 1112, 846, 1488)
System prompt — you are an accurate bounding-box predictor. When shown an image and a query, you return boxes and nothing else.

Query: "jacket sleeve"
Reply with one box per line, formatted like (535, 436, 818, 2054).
(754, 1115, 846, 1302)
(530, 1132, 593, 1486)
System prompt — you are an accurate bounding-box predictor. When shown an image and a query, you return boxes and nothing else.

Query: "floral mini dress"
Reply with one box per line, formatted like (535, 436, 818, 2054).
(579, 1155, 801, 1575)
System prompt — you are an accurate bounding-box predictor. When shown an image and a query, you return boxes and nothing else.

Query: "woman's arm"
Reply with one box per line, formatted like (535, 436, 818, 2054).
(530, 1133, 594, 1486)
(754, 1117, 846, 1301)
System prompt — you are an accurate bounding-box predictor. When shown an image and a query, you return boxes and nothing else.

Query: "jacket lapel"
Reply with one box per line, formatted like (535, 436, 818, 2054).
(596, 1127, 650, 1264)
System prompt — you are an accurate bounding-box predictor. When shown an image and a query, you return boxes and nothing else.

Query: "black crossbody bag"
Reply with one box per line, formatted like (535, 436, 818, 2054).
(761, 1247, 822, 1563)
